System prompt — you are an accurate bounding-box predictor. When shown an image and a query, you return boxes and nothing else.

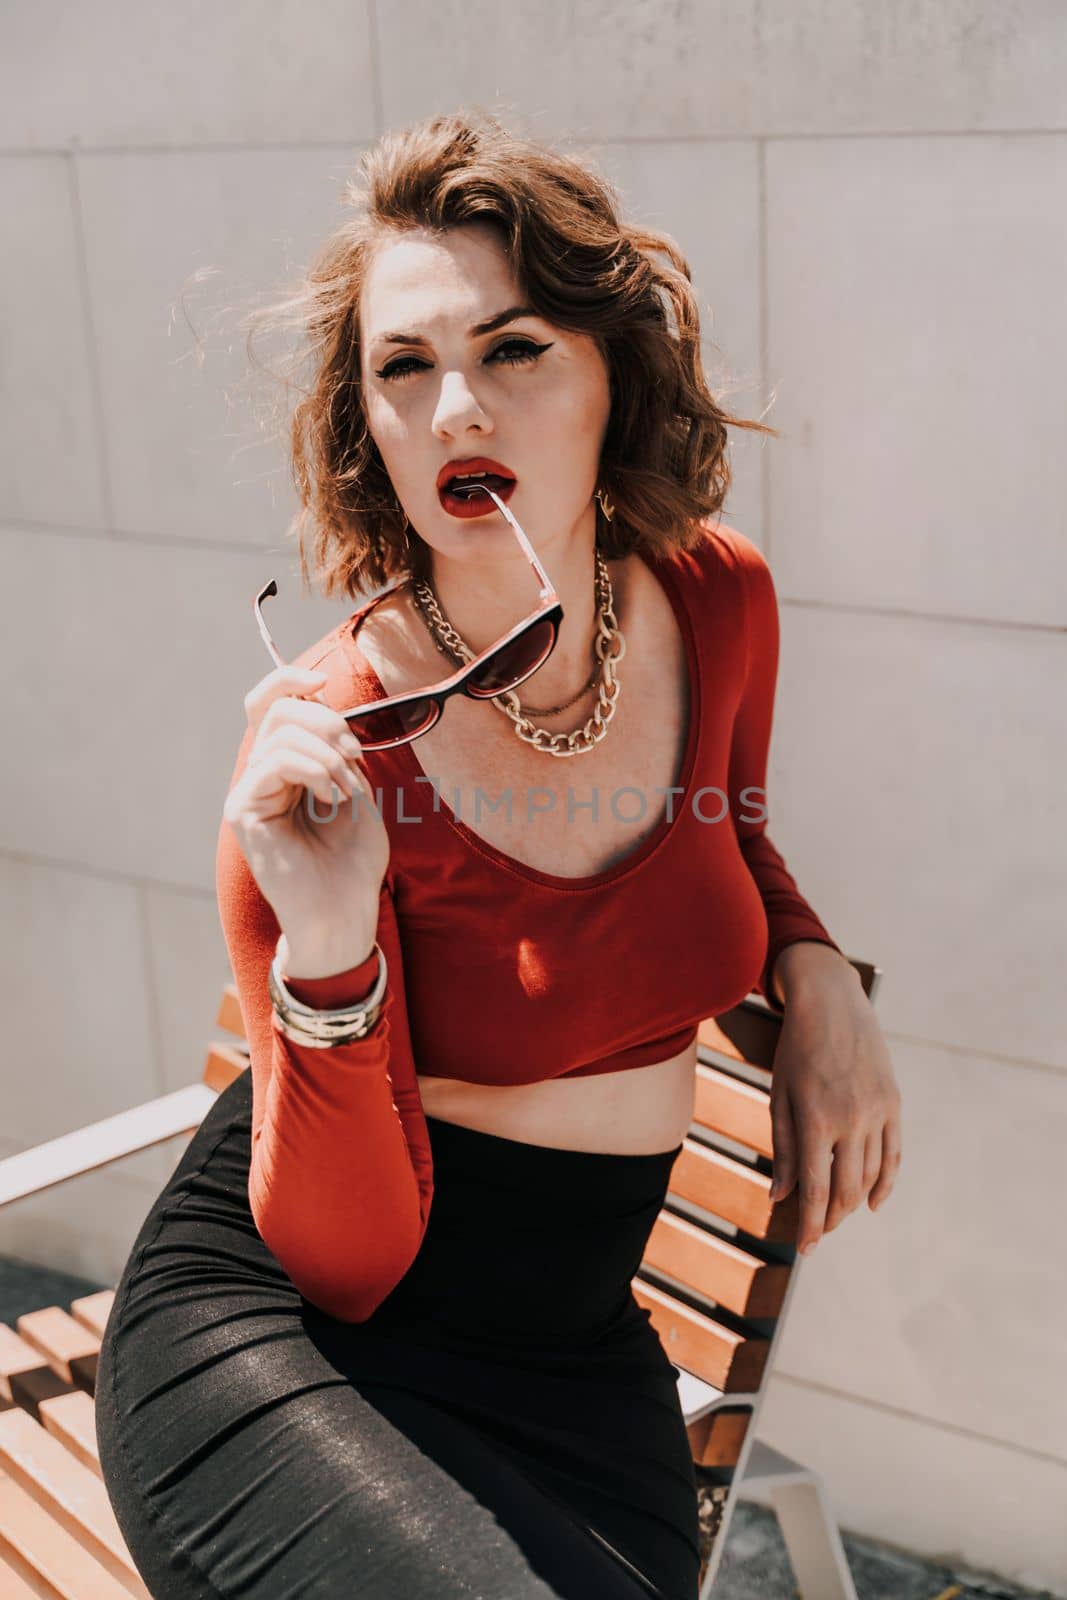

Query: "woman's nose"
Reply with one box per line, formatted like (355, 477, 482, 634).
(432, 371, 492, 433)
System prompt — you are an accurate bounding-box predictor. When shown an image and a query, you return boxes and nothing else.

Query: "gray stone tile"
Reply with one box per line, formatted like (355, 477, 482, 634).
(0, 156, 107, 528)
(1, 527, 351, 884)
(765, 135, 1067, 626)
(1, 0, 377, 149)
(76, 147, 368, 545)
(378, 1, 1067, 139)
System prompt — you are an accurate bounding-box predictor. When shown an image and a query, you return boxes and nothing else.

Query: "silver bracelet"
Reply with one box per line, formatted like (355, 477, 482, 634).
(268, 941, 388, 1047)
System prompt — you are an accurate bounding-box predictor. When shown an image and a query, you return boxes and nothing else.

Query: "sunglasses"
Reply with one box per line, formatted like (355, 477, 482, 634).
(254, 484, 564, 751)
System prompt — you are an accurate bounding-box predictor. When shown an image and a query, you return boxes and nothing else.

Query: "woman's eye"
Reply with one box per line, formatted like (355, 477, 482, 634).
(374, 338, 550, 383)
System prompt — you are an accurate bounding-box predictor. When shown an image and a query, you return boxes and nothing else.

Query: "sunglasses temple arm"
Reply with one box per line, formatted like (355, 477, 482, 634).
(254, 592, 288, 670)
(485, 489, 557, 605)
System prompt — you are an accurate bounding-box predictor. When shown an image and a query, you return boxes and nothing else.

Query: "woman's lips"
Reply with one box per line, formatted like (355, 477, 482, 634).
(438, 479, 518, 519)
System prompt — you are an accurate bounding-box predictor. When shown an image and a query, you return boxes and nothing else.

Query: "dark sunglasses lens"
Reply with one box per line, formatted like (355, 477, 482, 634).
(467, 617, 557, 696)
(348, 696, 437, 748)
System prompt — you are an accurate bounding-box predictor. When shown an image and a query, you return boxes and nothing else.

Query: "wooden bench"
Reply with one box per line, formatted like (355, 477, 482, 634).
(0, 956, 881, 1598)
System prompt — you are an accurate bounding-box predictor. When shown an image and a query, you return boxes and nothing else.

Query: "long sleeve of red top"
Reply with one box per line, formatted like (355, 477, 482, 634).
(726, 529, 843, 1010)
(214, 719, 434, 1325)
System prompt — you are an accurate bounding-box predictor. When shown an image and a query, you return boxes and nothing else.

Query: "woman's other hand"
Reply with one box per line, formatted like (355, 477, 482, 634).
(767, 945, 901, 1255)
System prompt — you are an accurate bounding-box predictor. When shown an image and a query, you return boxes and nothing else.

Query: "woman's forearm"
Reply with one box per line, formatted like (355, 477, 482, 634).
(772, 939, 862, 1009)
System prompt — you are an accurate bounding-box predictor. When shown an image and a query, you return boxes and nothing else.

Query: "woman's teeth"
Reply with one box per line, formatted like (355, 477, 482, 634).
(439, 474, 516, 514)
(450, 473, 498, 492)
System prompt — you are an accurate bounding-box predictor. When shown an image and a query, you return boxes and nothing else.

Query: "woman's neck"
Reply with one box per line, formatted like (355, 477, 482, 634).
(423, 509, 607, 708)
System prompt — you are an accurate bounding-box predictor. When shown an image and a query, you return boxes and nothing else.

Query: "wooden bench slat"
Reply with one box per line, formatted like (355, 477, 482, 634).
(691, 1062, 774, 1158)
(2, 1324, 103, 1476)
(0, 1410, 144, 1592)
(686, 1406, 751, 1468)
(36, 1393, 102, 1481)
(1, 1325, 57, 1400)
(668, 1138, 797, 1241)
(69, 1295, 115, 1342)
(202, 1043, 248, 1094)
(0, 1469, 143, 1600)
(16, 1311, 100, 1397)
(0, 1550, 52, 1598)
(2, 1325, 82, 1423)
(215, 984, 246, 1040)
(641, 1211, 789, 1318)
(632, 1280, 770, 1392)
(10, 1365, 79, 1422)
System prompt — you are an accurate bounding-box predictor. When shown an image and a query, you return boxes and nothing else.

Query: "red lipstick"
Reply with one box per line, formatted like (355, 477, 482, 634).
(437, 456, 518, 519)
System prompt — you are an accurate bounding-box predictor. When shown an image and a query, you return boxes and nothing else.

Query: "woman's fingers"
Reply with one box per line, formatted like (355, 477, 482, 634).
(242, 666, 368, 789)
(862, 1127, 884, 1203)
(868, 1110, 902, 1211)
(794, 1126, 833, 1254)
(775, 1104, 898, 1252)
(267, 750, 357, 810)
(823, 1132, 869, 1234)
(232, 748, 355, 823)
(769, 1094, 798, 1204)
(258, 692, 364, 755)
(227, 724, 371, 831)
(254, 723, 365, 797)
(244, 666, 328, 730)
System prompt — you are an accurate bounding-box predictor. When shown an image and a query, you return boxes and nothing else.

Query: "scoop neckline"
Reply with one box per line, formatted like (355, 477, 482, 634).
(352, 543, 703, 892)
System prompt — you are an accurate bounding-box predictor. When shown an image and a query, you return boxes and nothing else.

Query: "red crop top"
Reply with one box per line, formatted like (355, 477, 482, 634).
(215, 522, 843, 1321)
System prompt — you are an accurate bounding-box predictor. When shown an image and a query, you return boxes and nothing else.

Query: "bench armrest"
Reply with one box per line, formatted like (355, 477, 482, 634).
(0, 1084, 219, 1208)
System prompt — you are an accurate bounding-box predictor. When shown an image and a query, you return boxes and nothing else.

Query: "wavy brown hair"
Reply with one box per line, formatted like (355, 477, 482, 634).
(234, 108, 776, 601)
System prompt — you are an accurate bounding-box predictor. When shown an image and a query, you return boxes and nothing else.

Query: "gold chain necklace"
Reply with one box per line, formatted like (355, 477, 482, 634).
(520, 655, 601, 716)
(410, 549, 627, 758)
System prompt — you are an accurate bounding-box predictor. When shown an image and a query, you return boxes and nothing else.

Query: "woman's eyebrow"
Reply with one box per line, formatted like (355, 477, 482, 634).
(374, 304, 538, 349)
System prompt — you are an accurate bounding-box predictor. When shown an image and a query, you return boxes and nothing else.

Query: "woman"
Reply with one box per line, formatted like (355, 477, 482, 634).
(95, 111, 900, 1600)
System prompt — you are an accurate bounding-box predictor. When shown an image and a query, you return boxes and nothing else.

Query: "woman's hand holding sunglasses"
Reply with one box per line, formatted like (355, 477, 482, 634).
(222, 664, 389, 976)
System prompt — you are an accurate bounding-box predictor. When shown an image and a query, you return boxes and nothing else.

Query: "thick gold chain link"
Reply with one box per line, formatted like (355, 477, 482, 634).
(410, 549, 626, 758)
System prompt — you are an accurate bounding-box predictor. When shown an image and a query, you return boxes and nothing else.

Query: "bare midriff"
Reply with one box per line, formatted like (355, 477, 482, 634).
(415, 1033, 698, 1155)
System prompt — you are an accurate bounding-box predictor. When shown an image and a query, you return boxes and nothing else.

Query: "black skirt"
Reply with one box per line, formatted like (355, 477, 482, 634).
(95, 1070, 701, 1599)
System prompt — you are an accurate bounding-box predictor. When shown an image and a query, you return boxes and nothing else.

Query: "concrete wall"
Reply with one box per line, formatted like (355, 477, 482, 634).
(1, 3, 1064, 1591)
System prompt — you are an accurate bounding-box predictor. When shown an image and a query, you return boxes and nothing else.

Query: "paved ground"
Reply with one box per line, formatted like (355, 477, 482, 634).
(715, 1501, 1058, 1600)
(0, 1252, 1057, 1600)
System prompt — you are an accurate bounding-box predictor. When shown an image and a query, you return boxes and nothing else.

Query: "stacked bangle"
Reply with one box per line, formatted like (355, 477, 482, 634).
(268, 941, 388, 1047)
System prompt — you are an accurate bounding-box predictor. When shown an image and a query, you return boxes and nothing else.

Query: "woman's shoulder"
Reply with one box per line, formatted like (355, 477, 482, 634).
(681, 517, 771, 583)
(663, 518, 774, 621)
